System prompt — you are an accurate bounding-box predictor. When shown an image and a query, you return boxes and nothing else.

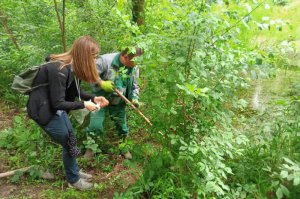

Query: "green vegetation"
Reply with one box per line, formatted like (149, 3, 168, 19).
(0, 0, 299, 198)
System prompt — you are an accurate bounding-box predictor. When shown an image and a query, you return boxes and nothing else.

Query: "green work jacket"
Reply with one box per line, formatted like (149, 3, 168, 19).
(91, 53, 139, 105)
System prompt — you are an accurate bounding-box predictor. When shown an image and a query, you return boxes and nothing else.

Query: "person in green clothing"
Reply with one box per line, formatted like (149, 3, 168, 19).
(86, 47, 143, 159)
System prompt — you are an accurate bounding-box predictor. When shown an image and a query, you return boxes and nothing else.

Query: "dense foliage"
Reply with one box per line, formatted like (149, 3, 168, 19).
(0, 0, 299, 198)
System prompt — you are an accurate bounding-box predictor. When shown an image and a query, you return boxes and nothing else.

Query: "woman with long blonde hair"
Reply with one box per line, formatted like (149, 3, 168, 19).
(27, 36, 109, 190)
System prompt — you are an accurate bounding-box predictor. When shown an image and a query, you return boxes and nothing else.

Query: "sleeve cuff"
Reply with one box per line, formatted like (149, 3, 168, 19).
(79, 101, 85, 109)
(91, 96, 96, 103)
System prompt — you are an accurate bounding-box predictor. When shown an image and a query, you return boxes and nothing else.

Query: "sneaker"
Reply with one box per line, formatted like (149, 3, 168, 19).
(68, 178, 93, 190)
(79, 169, 92, 181)
(123, 151, 132, 160)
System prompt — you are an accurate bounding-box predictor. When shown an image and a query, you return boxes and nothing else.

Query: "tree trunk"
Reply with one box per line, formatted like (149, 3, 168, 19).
(62, 0, 66, 52)
(53, 0, 66, 52)
(132, 0, 145, 26)
(0, 10, 20, 50)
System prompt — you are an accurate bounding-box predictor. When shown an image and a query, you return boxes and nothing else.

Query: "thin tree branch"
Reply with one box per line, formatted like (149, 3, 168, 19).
(0, 10, 20, 50)
(53, 0, 66, 52)
(62, 0, 66, 52)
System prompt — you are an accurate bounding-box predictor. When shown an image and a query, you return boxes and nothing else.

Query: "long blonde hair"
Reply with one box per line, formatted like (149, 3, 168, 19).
(50, 36, 100, 83)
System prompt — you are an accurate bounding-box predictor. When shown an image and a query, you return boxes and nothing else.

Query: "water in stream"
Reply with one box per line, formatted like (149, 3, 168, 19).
(250, 67, 300, 112)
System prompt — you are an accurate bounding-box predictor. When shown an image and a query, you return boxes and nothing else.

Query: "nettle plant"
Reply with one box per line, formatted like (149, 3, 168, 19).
(0, 114, 62, 181)
(114, 1, 273, 198)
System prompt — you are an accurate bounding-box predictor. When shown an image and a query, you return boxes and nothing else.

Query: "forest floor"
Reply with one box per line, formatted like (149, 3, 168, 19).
(0, 160, 139, 199)
(0, 105, 143, 198)
(0, 69, 299, 197)
(0, 101, 17, 130)
(0, 66, 298, 199)
(0, 140, 142, 199)
(1, 1, 299, 199)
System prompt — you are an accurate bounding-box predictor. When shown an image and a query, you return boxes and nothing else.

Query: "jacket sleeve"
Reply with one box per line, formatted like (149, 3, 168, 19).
(97, 54, 117, 81)
(80, 87, 96, 101)
(47, 64, 85, 110)
(91, 56, 115, 92)
(131, 66, 139, 100)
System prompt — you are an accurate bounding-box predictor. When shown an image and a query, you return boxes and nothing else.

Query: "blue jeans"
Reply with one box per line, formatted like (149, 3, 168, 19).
(41, 111, 80, 184)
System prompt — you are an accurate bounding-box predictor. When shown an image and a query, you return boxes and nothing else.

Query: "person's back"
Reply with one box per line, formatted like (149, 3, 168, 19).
(26, 36, 109, 191)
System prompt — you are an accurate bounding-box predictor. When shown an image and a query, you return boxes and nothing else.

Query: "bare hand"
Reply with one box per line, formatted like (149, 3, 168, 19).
(94, 96, 109, 108)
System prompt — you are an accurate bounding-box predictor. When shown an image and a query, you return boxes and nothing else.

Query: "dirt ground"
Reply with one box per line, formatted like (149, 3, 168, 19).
(0, 158, 140, 199)
(0, 101, 141, 198)
(0, 151, 140, 199)
(0, 101, 18, 131)
(0, 102, 18, 179)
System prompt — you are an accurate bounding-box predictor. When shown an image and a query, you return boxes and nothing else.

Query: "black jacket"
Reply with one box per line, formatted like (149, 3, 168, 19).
(27, 61, 95, 125)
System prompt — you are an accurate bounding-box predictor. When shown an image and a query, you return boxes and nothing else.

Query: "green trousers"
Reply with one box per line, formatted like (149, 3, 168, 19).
(87, 103, 129, 136)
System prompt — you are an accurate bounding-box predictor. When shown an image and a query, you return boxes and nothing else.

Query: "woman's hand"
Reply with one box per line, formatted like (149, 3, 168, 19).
(84, 101, 99, 111)
(94, 96, 109, 108)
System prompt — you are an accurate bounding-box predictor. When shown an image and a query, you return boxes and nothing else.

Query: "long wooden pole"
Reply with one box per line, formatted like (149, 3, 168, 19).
(0, 166, 32, 178)
(114, 89, 152, 126)
(97, 81, 152, 126)
(114, 90, 165, 136)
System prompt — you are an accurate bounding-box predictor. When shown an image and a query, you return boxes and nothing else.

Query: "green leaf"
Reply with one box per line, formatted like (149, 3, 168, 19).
(294, 177, 300, 185)
(201, 87, 209, 93)
(280, 185, 290, 197)
(255, 57, 263, 65)
(171, 139, 177, 145)
(175, 57, 185, 63)
(238, 99, 248, 108)
(11, 174, 21, 183)
(276, 187, 283, 199)
(179, 146, 187, 151)
(272, 181, 280, 187)
(188, 146, 198, 154)
(14, 116, 22, 124)
(280, 171, 289, 178)
(276, 99, 286, 105)
(11, 170, 23, 183)
(176, 84, 186, 91)
(159, 57, 168, 63)
(205, 181, 217, 192)
(283, 157, 295, 165)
